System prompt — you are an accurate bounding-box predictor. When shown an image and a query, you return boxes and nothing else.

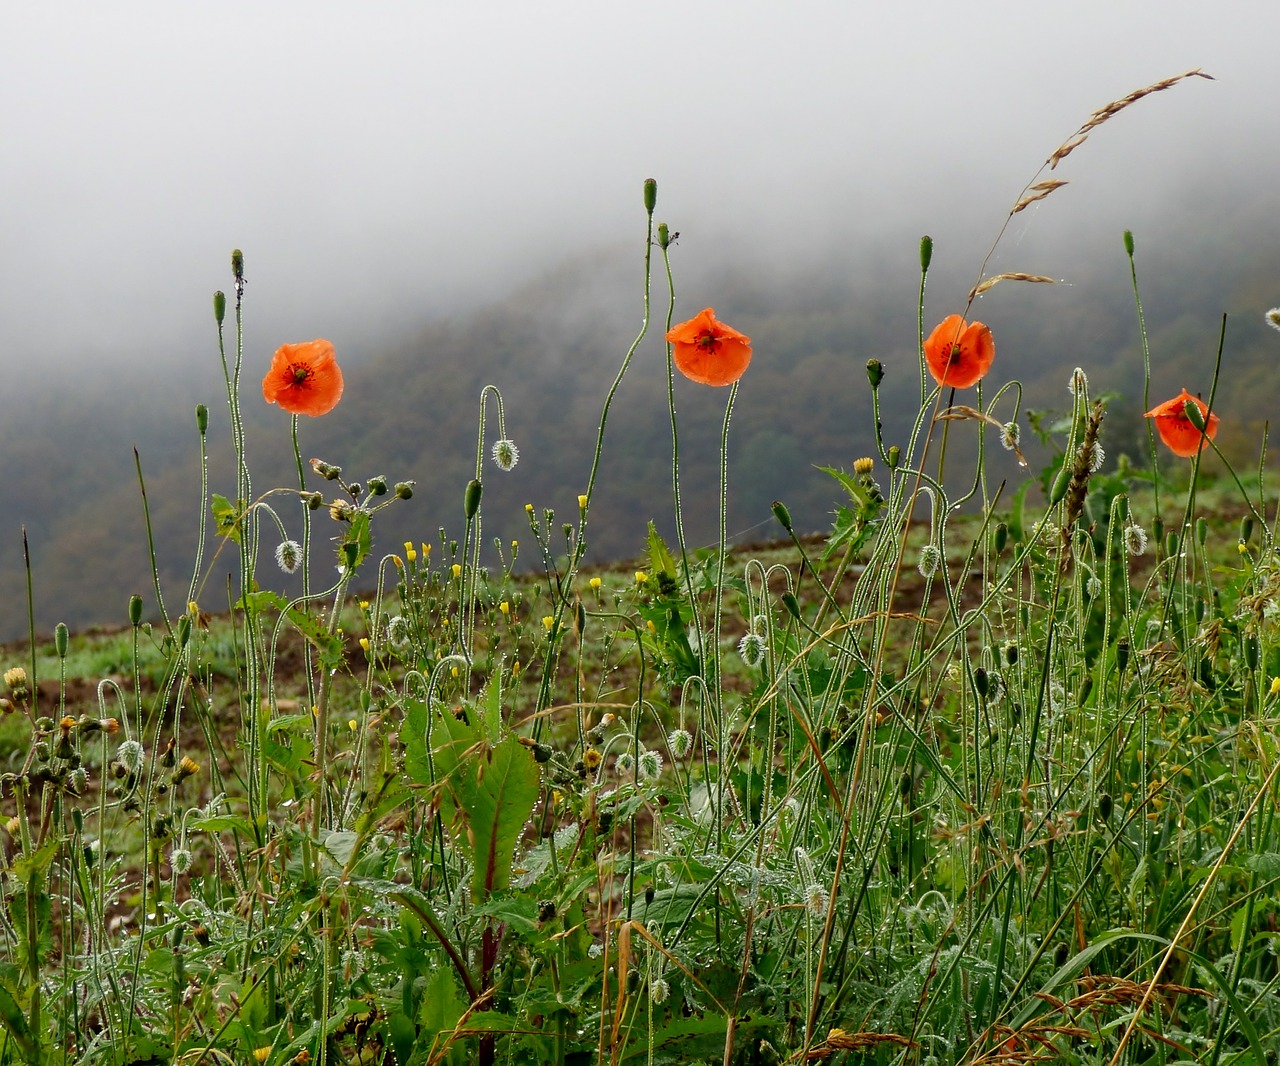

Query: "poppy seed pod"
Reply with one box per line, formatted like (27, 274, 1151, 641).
(866, 359, 883, 389)
(213, 290, 226, 325)
(195, 404, 208, 435)
(643, 178, 657, 215)
(464, 479, 483, 519)
(129, 595, 143, 626)
(920, 234, 933, 272)
(993, 522, 1008, 555)
(55, 623, 68, 659)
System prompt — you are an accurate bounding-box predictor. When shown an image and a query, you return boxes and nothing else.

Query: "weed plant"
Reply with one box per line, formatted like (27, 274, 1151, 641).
(4, 69, 1280, 1066)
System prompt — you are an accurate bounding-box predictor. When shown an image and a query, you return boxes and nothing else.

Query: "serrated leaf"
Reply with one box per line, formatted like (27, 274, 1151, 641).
(211, 493, 242, 543)
(646, 521, 678, 580)
(186, 813, 255, 835)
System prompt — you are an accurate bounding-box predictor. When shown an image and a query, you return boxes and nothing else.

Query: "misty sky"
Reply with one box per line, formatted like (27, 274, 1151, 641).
(3, 1, 1276, 395)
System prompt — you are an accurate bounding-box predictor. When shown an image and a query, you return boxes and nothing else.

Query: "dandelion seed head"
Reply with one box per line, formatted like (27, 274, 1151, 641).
(491, 438, 520, 472)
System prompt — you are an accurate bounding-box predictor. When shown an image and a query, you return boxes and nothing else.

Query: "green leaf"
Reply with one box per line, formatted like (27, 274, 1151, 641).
(186, 813, 256, 835)
(211, 493, 241, 543)
(0, 978, 36, 1059)
(324, 831, 359, 865)
(646, 521, 678, 580)
(433, 712, 541, 901)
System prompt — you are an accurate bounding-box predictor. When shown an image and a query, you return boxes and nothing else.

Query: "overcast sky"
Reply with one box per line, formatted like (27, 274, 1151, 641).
(3, 1, 1275, 396)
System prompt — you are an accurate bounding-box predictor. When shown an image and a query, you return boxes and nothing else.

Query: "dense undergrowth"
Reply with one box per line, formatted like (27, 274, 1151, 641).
(5, 70, 1280, 1066)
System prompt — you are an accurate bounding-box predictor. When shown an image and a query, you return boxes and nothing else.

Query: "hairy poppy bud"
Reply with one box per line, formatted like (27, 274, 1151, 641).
(213, 290, 226, 325)
(1182, 398, 1207, 432)
(782, 592, 801, 620)
(129, 595, 143, 626)
(920, 234, 933, 272)
(195, 404, 208, 435)
(771, 500, 793, 533)
(866, 359, 883, 389)
(1196, 517, 1208, 546)
(464, 479, 483, 519)
(643, 178, 657, 215)
(55, 623, 68, 659)
(1122, 230, 1134, 257)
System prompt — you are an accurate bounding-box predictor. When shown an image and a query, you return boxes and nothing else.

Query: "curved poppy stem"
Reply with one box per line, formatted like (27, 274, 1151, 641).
(290, 415, 316, 713)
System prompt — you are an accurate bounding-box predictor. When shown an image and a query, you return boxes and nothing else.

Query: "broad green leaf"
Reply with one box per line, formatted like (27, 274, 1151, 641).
(324, 831, 359, 865)
(646, 521, 678, 580)
(211, 493, 241, 543)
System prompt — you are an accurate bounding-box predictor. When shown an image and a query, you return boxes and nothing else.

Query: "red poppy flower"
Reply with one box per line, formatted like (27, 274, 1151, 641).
(665, 308, 752, 386)
(923, 314, 995, 389)
(262, 339, 344, 417)
(1145, 388, 1219, 457)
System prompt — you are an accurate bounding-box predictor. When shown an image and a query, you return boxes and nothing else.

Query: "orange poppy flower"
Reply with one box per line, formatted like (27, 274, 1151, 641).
(1145, 388, 1219, 457)
(923, 314, 995, 389)
(262, 339, 344, 417)
(665, 308, 752, 387)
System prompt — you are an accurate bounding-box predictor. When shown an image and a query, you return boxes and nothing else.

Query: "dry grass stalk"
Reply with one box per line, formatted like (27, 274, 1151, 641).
(1048, 68, 1214, 170)
(936, 404, 1028, 467)
(804, 1028, 917, 1060)
(1012, 180, 1069, 213)
(968, 273, 1056, 302)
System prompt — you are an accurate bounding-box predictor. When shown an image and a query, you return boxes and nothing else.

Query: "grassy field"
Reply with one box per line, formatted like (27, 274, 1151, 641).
(5, 71, 1280, 1066)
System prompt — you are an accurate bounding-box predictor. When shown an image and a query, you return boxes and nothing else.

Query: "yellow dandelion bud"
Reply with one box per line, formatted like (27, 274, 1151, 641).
(1270, 677, 1280, 696)
(359, 600, 370, 611)
(359, 637, 371, 653)
(392, 555, 404, 570)
(175, 756, 200, 782)
(452, 563, 462, 578)
(423, 543, 431, 557)
(451, 666, 459, 678)
(312, 705, 319, 718)
(60, 715, 77, 731)
(852, 456, 875, 476)
(589, 576, 602, 590)
(511, 539, 518, 550)
(1239, 541, 1248, 554)
(646, 619, 656, 633)
(100, 718, 120, 734)
(584, 748, 602, 769)
(525, 503, 534, 513)
(499, 601, 510, 615)
(404, 541, 417, 562)
(512, 660, 521, 676)
(187, 600, 200, 616)
(542, 615, 555, 631)
(635, 571, 648, 585)
(348, 719, 358, 732)
(253, 1048, 271, 1064)
(578, 494, 588, 510)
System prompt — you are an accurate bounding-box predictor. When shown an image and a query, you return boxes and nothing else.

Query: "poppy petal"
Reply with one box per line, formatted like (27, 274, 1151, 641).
(263, 339, 344, 417)
(923, 314, 994, 389)
(1145, 388, 1219, 457)
(665, 308, 752, 387)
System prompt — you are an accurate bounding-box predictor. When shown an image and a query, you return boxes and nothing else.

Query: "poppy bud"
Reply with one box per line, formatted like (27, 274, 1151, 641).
(195, 404, 208, 435)
(782, 592, 801, 620)
(1196, 517, 1208, 546)
(1116, 637, 1130, 674)
(1240, 515, 1254, 545)
(974, 667, 990, 698)
(464, 479, 483, 519)
(1152, 515, 1164, 546)
(230, 249, 244, 281)
(55, 623, 68, 659)
(1246, 634, 1260, 671)
(1078, 675, 1092, 704)
(643, 178, 657, 215)
(1122, 230, 1135, 257)
(394, 481, 415, 500)
(129, 595, 143, 626)
(1049, 461, 1070, 506)
(866, 359, 883, 389)
(657, 222, 670, 248)
(771, 500, 793, 533)
(177, 615, 191, 648)
(920, 234, 933, 272)
(213, 290, 226, 325)
(1182, 398, 1207, 432)
(1098, 792, 1113, 820)
(993, 522, 1008, 555)
(1116, 495, 1129, 522)
(1005, 643, 1019, 666)
(887, 445, 900, 469)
